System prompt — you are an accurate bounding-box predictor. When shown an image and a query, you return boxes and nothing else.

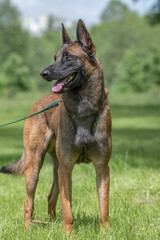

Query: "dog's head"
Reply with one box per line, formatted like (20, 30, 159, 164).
(40, 19, 97, 94)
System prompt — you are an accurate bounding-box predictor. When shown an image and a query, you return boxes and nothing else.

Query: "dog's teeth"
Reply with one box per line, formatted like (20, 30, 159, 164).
(66, 74, 74, 83)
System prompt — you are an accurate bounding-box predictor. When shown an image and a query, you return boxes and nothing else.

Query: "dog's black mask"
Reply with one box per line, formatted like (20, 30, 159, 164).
(40, 20, 96, 94)
(40, 45, 83, 93)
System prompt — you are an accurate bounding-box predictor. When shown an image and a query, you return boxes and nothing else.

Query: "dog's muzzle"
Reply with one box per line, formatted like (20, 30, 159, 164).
(40, 69, 50, 77)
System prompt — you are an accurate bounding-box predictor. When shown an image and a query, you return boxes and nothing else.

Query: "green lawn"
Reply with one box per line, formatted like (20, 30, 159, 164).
(0, 92, 160, 240)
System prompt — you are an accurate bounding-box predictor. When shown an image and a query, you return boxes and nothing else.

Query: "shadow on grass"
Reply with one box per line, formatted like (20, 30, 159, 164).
(111, 105, 160, 118)
(74, 212, 100, 232)
(0, 127, 159, 169)
(112, 127, 160, 169)
(0, 104, 159, 170)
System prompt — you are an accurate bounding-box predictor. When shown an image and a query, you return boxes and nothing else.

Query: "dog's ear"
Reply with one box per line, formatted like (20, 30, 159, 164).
(76, 19, 96, 56)
(62, 23, 73, 45)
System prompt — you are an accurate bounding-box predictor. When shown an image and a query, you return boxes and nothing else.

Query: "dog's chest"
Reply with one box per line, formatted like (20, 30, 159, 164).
(61, 94, 108, 163)
(73, 115, 96, 147)
(71, 107, 108, 164)
(73, 115, 108, 164)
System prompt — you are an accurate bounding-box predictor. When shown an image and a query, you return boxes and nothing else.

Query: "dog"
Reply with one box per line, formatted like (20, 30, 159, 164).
(0, 19, 112, 233)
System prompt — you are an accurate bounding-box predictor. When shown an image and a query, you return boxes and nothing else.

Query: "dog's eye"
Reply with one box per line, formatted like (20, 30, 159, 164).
(63, 52, 73, 61)
(63, 52, 68, 57)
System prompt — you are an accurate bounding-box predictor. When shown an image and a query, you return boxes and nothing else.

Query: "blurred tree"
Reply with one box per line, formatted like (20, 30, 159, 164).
(92, 0, 160, 87)
(115, 45, 160, 92)
(0, 0, 54, 93)
(91, 15, 141, 86)
(0, 53, 30, 95)
(0, 0, 30, 65)
(101, 0, 135, 22)
(46, 16, 61, 32)
(147, 0, 160, 24)
(0, 0, 33, 95)
(133, 0, 160, 24)
(0, 0, 20, 26)
(93, 0, 139, 86)
(0, 0, 160, 95)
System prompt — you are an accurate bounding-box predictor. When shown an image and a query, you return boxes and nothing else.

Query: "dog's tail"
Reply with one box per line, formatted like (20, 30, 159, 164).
(0, 152, 25, 175)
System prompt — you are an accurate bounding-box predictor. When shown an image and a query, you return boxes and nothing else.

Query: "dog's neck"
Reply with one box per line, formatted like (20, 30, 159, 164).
(62, 67, 106, 118)
(61, 67, 106, 147)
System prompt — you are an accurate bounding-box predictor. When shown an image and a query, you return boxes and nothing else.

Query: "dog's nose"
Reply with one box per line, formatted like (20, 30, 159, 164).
(40, 69, 50, 77)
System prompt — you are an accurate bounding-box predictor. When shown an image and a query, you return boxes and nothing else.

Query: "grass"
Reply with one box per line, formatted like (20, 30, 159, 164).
(0, 91, 160, 240)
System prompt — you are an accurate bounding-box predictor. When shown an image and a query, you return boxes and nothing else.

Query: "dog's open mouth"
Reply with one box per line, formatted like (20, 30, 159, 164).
(52, 73, 76, 93)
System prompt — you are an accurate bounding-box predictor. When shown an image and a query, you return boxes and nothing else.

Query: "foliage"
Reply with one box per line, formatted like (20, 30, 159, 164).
(0, 0, 30, 65)
(1, 0, 160, 95)
(0, 0, 53, 94)
(148, 0, 160, 24)
(115, 45, 160, 92)
(101, 0, 135, 22)
(134, 0, 160, 25)
(0, 53, 31, 95)
(0, 0, 20, 27)
(91, 14, 160, 88)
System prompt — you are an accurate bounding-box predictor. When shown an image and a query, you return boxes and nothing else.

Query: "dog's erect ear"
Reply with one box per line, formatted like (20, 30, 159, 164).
(76, 19, 96, 56)
(62, 23, 73, 45)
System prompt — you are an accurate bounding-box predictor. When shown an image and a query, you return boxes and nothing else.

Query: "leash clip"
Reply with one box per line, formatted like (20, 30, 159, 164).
(47, 98, 62, 109)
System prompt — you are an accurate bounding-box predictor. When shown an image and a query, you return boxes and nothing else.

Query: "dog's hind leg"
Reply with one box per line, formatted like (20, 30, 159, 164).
(24, 149, 45, 228)
(48, 150, 59, 221)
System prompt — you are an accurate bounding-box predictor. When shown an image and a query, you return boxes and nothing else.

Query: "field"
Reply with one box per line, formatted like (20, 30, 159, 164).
(0, 91, 160, 240)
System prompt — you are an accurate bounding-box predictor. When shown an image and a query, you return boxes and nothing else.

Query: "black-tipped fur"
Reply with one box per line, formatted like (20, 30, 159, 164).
(0, 166, 12, 174)
(0, 152, 25, 175)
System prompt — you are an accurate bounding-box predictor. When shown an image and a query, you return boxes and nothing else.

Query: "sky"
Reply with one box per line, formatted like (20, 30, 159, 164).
(11, 0, 154, 26)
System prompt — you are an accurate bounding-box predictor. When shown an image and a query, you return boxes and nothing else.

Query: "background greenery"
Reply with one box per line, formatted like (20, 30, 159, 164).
(0, 0, 160, 239)
(0, 0, 160, 95)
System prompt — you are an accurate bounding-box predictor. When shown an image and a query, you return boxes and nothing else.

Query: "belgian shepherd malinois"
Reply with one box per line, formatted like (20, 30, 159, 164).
(0, 19, 112, 233)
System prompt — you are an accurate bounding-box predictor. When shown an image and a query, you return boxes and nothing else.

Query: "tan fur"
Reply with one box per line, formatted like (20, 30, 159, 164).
(1, 21, 112, 233)
(21, 87, 112, 232)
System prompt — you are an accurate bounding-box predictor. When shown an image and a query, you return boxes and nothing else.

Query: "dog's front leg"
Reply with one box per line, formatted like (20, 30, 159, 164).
(58, 163, 73, 233)
(93, 162, 110, 229)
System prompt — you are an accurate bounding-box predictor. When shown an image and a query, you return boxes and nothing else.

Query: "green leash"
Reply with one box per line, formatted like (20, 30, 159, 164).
(0, 99, 62, 128)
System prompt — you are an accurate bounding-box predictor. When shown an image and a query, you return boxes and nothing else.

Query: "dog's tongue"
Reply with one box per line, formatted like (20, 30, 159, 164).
(52, 79, 66, 92)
